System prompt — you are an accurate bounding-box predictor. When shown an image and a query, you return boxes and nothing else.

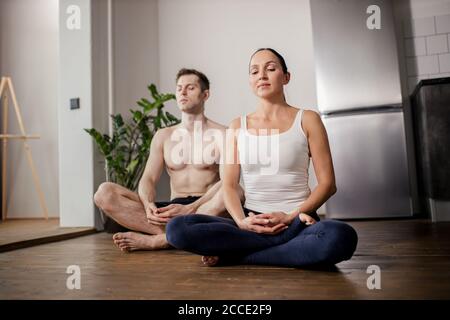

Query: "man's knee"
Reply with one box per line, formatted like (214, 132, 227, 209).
(94, 182, 117, 211)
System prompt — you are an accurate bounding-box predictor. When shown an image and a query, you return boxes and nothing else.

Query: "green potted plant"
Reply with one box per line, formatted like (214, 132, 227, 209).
(85, 84, 180, 232)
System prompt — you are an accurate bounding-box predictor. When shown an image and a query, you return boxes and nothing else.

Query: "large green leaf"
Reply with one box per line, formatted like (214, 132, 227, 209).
(148, 84, 160, 101)
(126, 158, 139, 174)
(85, 83, 178, 191)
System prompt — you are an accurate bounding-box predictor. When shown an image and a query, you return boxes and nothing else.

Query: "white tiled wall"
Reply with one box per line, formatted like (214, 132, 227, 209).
(403, 14, 450, 93)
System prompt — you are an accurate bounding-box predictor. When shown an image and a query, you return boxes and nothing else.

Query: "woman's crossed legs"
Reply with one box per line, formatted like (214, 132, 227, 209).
(166, 214, 358, 267)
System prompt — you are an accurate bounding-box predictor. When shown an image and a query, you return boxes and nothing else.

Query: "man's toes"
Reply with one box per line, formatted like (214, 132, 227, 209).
(113, 233, 123, 240)
(118, 240, 130, 247)
(116, 239, 131, 249)
(123, 232, 134, 239)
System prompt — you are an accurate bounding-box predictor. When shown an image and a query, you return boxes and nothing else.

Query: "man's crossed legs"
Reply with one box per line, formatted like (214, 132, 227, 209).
(94, 182, 229, 251)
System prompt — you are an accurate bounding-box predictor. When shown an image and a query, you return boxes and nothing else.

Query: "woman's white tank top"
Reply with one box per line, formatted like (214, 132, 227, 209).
(237, 109, 311, 214)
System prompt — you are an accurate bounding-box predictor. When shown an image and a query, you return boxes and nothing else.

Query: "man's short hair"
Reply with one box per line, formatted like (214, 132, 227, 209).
(176, 68, 210, 92)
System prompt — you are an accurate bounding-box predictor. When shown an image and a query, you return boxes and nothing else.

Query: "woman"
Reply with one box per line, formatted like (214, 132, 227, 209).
(166, 48, 358, 267)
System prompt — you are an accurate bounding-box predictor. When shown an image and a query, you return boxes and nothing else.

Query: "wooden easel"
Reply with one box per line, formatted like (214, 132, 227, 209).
(0, 76, 49, 220)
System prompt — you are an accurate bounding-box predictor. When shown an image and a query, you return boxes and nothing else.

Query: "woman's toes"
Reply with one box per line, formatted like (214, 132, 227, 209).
(202, 256, 219, 266)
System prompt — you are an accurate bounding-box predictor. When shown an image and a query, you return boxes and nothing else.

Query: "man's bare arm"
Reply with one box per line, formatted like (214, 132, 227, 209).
(138, 129, 165, 213)
(188, 179, 222, 212)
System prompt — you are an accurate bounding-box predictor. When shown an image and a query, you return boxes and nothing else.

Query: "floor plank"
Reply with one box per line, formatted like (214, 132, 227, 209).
(1, 219, 449, 299)
(0, 219, 96, 252)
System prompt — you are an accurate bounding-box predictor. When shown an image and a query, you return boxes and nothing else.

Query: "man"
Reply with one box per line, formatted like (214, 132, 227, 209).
(94, 68, 240, 251)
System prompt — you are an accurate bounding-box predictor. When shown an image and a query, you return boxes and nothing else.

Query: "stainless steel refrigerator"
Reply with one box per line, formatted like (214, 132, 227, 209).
(310, 0, 414, 219)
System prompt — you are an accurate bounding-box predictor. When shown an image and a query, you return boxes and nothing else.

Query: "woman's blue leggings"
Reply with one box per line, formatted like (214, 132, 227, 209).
(166, 213, 358, 267)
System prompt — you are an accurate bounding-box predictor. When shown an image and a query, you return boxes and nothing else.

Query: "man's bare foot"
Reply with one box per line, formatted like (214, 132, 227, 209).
(112, 232, 169, 252)
(202, 256, 220, 266)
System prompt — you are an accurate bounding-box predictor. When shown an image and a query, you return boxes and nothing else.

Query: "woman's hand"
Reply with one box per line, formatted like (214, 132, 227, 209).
(299, 213, 317, 225)
(237, 212, 288, 235)
(256, 211, 293, 227)
(257, 211, 317, 226)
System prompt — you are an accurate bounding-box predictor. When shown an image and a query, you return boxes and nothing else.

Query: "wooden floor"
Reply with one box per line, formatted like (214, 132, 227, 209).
(1, 219, 450, 299)
(0, 219, 96, 252)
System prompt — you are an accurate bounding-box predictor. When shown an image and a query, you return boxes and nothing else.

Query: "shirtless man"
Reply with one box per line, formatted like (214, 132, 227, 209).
(94, 68, 239, 251)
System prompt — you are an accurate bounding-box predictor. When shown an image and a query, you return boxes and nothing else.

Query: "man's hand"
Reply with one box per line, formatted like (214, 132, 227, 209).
(145, 202, 169, 225)
(237, 212, 288, 235)
(155, 204, 196, 220)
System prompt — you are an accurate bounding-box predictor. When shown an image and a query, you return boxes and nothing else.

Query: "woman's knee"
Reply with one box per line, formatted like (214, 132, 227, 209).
(317, 220, 358, 263)
(166, 216, 193, 250)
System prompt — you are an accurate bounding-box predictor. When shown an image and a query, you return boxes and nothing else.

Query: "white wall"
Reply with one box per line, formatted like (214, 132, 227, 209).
(92, 0, 114, 227)
(59, 0, 96, 227)
(113, 0, 159, 117)
(158, 0, 318, 124)
(112, 0, 171, 200)
(0, 0, 59, 218)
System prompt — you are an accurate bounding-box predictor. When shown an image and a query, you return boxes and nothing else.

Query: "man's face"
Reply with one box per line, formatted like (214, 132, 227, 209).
(176, 74, 209, 113)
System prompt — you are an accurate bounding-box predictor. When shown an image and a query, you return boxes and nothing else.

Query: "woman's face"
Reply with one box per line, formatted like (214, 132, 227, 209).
(249, 50, 289, 99)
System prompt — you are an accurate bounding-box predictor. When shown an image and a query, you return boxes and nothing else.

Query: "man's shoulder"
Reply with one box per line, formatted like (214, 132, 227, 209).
(155, 124, 179, 137)
(206, 118, 227, 131)
(153, 125, 180, 147)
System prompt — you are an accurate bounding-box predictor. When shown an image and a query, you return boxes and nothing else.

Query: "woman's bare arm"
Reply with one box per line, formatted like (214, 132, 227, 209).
(288, 110, 337, 220)
(223, 118, 247, 224)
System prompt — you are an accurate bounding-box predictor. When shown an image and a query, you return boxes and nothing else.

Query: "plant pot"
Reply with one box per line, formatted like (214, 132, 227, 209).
(99, 209, 128, 234)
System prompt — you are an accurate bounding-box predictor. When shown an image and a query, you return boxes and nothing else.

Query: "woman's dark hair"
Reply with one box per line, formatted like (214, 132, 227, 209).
(249, 48, 288, 74)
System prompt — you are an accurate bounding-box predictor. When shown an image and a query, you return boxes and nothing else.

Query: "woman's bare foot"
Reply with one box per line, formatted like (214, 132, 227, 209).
(112, 232, 169, 252)
(202, 256, 220, 266)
